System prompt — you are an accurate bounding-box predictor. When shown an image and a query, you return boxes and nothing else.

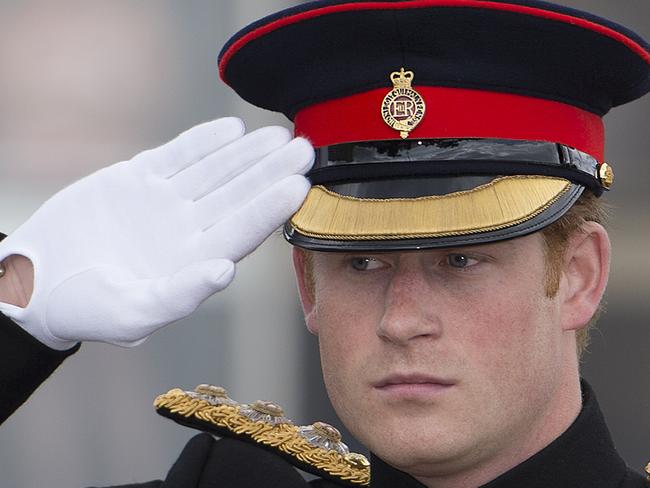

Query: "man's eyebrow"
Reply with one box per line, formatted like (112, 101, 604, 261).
(441, 240, 520, 257)
(467, 240, 517, 251)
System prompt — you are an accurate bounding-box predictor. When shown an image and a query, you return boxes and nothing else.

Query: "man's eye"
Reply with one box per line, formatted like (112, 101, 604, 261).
(446, 254, 479, 269)
(350, 257, 384, 271)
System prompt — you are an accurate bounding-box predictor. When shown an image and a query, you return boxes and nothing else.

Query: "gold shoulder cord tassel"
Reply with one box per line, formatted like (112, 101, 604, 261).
(644, 461, 649, 482)
(154, 385, 370, 486)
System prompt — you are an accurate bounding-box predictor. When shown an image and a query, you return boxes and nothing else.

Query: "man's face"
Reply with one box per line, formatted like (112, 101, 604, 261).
(296, 233, 575, 479)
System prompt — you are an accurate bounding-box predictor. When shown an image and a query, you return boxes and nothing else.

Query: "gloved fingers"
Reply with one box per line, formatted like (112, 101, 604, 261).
(200, 174, 311, 262)
(171, 125, 293, 201)
(193, 137, 314, 231)
(136, 117, 246, 179)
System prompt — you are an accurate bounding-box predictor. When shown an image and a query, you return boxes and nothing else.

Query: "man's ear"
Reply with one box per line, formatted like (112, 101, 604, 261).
(292, 247, 319, 334)
(558, 222, 610, 332)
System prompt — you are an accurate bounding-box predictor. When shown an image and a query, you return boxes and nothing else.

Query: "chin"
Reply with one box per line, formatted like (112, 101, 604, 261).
(369, 434, 470, 477)
(348, 408, 474, 469)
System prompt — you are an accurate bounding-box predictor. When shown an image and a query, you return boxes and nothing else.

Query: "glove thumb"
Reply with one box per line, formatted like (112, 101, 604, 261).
(150, 258, 236, 321)
(44, 259, 235, 348)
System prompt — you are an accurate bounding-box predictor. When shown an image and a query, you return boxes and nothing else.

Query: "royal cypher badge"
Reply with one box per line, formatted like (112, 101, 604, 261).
(381, 68, 426, 139)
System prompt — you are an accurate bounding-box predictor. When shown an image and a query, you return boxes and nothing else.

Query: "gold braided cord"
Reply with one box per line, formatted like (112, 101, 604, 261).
(290, 176, 571, 240)
(154, 390, 370, 486)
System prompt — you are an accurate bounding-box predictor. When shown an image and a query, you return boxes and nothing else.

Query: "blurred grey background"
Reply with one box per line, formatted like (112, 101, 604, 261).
(0, 1, 647, 486)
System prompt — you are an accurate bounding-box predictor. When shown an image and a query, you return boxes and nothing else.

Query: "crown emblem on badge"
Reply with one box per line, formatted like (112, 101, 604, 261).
(381, 68, 426, 139)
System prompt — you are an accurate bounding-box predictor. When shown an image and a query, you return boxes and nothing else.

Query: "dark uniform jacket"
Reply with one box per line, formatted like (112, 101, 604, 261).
(0, 313, 646, 487)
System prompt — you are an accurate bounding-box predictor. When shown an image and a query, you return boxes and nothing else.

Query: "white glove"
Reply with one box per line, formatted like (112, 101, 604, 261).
(0, 117, 314, 350)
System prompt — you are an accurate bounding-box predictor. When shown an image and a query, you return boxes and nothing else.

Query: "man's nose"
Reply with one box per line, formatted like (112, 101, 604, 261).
(377, 264, 442, 346)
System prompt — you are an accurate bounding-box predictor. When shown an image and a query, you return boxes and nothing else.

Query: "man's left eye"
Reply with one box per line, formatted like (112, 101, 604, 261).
(446, 254, 479, 269)
(350, 257, 384, 271)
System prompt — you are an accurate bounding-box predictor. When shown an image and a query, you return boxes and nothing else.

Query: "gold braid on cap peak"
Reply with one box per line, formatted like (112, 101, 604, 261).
(291, 176, 572, 240)
(154, 385, 370, 486)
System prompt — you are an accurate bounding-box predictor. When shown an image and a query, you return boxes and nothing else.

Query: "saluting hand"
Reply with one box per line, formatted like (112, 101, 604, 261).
(0, 117, 314, 350)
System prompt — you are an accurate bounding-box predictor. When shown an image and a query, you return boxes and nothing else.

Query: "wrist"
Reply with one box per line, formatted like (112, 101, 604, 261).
(0, 255, 34, 307)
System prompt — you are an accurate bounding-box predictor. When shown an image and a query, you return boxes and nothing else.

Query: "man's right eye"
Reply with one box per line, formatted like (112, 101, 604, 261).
(350, 257, 384, 271)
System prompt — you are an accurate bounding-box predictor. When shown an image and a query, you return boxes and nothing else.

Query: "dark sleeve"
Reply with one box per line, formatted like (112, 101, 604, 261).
(0, 312, 80, 424)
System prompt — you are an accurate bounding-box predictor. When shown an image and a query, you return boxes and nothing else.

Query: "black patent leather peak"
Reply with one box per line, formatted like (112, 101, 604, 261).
(310, 139, 604, 196)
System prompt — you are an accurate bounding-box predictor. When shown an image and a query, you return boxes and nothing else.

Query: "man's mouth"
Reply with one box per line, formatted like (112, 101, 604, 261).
(373, 374, 456, 398)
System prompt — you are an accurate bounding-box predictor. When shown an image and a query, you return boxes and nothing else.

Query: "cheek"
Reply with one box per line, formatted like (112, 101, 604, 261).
(311, 285, 384, 424)
(316, 320, 368, 430)
(314, 296, 373, 387)
(458, 273, 560, 383)
(312, 274, 386, 359)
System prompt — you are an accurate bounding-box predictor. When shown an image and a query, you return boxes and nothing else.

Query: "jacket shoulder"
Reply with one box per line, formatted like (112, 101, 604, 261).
(618, 464, 649, 488)
(163, 433, 314, 487)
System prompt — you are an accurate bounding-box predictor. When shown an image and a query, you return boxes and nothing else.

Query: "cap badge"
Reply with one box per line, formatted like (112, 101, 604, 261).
(381, 68, 426, 139)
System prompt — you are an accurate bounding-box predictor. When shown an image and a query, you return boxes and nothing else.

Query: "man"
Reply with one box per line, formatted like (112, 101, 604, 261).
(0, 0, 648, 487)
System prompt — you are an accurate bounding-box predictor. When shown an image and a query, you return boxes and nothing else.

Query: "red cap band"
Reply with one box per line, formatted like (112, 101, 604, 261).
(294, 86, 605, 160)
